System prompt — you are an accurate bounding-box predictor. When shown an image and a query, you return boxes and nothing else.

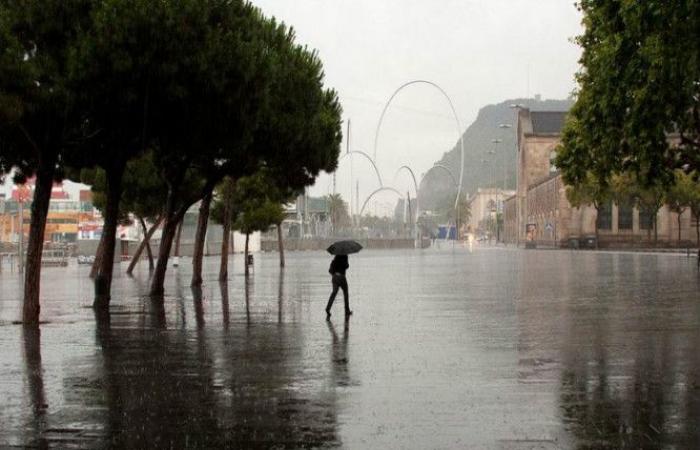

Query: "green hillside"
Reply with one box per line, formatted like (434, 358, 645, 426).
(419, 97, 572, 210)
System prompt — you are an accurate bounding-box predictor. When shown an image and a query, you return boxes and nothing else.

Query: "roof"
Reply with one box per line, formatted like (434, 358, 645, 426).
(305, 197, 328, 213)
(530, 111, 567, 134)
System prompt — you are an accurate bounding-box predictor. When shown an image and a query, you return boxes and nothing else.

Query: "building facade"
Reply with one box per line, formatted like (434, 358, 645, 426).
(504, 108, 698, 248)
(467, 188, 515, 236)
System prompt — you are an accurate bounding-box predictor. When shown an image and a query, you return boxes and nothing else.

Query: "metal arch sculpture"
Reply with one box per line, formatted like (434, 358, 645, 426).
(358, 187, 405, 218)
(393, 165, 422, 241)
(339, 150, 383, 187)
(393, 165, 420, 199)
(393, 164, 420, 222)
(418, 163, 463, 243)
(421, 163, 458, 189)
(372, 80, 465, 201)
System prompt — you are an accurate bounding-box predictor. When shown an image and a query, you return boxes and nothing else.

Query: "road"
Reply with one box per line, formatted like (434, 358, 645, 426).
(1, 247, 698, 448)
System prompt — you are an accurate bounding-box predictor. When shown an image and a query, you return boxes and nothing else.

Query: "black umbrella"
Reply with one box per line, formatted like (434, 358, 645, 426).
(327, 240, 363, 255)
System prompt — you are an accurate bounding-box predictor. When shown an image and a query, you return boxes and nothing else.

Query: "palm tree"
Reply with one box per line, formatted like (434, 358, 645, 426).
(327, 194, 350, 234)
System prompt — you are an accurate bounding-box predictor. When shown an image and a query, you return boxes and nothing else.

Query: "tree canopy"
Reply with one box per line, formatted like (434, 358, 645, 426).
(556, 1, 700, 187)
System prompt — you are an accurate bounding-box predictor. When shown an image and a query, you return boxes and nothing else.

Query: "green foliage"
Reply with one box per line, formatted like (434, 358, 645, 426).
(250, 22, 343, 191)
(81, 151, 169, 222)
(327, 193, 350, 231)
(565, 171, 612, 209)
(434, 192, 470, 226)
(556, 1, 700, 187)
(233, 172, 286, 235)
(210, 177, 239, 227)
(666, 170, 697, 216)
(0, 0, 93, 181)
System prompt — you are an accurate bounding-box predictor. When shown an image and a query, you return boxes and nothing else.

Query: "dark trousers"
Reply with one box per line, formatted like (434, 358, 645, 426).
(326, 274, 349, 313)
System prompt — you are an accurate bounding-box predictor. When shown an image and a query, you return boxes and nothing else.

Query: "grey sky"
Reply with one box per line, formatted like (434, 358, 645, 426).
(2, 1, 582, 215)
(251, 0, 582, 215)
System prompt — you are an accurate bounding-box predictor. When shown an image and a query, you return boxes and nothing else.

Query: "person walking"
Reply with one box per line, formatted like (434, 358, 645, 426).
(325, 254, 352, 318)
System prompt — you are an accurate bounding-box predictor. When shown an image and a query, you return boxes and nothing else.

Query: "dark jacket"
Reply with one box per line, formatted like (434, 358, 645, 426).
(328, 255, 349, 276)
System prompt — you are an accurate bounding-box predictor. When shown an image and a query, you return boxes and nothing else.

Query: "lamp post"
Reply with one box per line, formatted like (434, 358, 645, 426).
(509, 104, 524, 247)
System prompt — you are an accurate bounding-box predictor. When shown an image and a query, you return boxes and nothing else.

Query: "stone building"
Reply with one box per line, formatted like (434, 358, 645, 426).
(503, 107, 698, 248)
(467, 188, 515, 235)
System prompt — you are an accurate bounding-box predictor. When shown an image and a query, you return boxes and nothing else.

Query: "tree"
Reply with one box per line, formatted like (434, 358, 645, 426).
(610, 172, 666, 243)
(210, 177, 238, 281)
(683, 172, 700, 258)
(566, 171, 613, 247)
(190, 193, 212, 287)
(233, 174, 285, 277)
(80, 152, 168, 275)
(327, 194, 350, 234)
(146, 1, 273, 297)
(63, 0, 214, 307)
(0, 0, 94, 324)
(666, 170, 696, 244)
(556, 1, 700, 188)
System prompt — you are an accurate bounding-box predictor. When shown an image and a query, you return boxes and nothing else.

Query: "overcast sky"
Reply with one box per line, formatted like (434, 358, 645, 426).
(3, 1, 582, 216)
(250, 0, 582, 215)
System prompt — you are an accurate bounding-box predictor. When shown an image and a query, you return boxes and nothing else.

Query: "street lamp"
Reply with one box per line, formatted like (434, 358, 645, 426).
(508, 105, 524, 247)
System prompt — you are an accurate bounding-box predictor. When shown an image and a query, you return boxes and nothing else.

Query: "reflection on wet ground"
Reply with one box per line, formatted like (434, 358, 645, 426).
(0, 248, 698, 448)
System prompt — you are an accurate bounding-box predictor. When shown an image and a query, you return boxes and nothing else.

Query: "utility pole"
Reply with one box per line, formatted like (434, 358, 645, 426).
(336, 119, 350, 195)
(407, 191, 413, 240)
(355, 180, 359, 225)
(348, 119, 353, 226)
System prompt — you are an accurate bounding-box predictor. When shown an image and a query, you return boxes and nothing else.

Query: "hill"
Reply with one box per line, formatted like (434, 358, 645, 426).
(419, 97, 572, 210)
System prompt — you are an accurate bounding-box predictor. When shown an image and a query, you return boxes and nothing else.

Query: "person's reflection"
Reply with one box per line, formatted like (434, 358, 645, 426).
(22, 326, 47, 446)
(326, 319, 353, 388)
(219, 282, 230, 329)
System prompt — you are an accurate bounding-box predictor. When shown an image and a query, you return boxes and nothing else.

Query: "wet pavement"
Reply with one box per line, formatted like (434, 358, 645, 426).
(1, 247, 699, 449)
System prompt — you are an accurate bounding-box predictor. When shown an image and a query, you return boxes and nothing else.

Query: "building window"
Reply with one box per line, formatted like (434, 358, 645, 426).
(618, 202, 633, 230)
(640, 209, 655, 230)
(597, 201, 612, 230)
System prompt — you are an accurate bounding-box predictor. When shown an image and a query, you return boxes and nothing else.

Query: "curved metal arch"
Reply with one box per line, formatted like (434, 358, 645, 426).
(373, 80, 465, 202)
(339, 150, 383, 187)
(393, 165, 419, 197)
(394, 165, 421, 240)
(422, 164, 458, 189)
(359, 187, 404, 218)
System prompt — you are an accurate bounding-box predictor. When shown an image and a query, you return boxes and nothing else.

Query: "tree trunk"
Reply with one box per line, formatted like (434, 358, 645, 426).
(126, 216, 162, 275)
(678, 211, 683, 245)
(141, 217, 155, 270)
(277, 223, 285, 267)
(653, 212, 658, 244)
(218, 203, 231, 281)
(89, 237, 105, 279)
(149, 209, 183, 297)
(22, 153, 57, 325)
(191, 192, 212, 287)
(244, 232, 250, 278)
(94, 163, 125, 310)
(150, 176, 218, 298)
(174, 219, 183, 257)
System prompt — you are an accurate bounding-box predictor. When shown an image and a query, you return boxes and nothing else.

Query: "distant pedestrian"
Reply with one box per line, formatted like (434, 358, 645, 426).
(325, 254, 352, 318)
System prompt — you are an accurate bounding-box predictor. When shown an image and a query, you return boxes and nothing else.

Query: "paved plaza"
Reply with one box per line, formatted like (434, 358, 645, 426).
(0, 247, 699, 449)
